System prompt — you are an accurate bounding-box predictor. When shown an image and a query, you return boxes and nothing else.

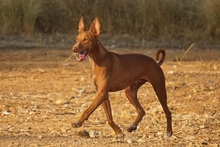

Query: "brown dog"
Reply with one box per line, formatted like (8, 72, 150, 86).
(71, 17, 173, 137)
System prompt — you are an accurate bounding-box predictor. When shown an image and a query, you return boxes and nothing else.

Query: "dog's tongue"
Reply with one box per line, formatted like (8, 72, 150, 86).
(76, 49, 88, 62)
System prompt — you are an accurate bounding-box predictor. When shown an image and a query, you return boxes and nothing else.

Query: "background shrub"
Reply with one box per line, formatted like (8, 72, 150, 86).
(0, 0, 220, 41)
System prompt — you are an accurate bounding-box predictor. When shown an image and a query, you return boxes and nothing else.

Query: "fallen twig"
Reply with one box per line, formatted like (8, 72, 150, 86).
(4, 122, 19, 132)
(180, 42, 195, 62)
(63, 52, 77, 64)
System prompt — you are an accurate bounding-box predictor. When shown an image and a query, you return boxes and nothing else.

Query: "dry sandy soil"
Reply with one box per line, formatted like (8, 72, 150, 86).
(0, 48, 219, 146)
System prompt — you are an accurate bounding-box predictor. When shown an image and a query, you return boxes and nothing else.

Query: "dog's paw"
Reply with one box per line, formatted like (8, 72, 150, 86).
(115, 132, 125, 139)
(72, 122, 82, 128)
(127, 125, 137, 132)
(167, 131, 173, 137)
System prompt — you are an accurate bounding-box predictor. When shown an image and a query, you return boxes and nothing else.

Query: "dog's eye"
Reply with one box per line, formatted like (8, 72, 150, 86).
(84, 38, 87, 41)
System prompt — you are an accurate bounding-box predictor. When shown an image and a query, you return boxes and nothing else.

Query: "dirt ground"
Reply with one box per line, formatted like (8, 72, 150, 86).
(0, 48, 219, 146)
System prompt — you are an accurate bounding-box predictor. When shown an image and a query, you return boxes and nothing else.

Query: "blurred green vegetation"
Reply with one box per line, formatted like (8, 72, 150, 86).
(0, 0, 220, 40)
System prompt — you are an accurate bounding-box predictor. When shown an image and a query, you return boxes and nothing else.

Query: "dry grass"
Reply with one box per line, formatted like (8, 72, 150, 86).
(0, 0, 41, 34)
(0, 0, 220, 40)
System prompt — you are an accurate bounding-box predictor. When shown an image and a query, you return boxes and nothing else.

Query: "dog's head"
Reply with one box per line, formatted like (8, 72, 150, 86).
(72, 17, 100, 62)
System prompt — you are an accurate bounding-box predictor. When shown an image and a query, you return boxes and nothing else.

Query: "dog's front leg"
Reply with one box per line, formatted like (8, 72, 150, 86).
(72, 91, 108, 128)
(72, 78, 111, 128)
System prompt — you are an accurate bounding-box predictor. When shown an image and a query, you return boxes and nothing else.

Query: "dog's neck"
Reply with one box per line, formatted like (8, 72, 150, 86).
(88, 39, 109, 66)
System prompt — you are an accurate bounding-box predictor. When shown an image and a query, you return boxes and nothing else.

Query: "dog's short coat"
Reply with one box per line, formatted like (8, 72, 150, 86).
(71, 17, 173, 137)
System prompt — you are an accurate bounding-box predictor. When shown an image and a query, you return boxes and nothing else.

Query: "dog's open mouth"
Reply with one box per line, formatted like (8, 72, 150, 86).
(76, 49, 89, 62)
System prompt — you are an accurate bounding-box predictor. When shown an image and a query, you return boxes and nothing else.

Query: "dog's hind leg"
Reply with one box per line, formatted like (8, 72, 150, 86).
(124, 80, 146, 132)
(150, 77, 173, 136)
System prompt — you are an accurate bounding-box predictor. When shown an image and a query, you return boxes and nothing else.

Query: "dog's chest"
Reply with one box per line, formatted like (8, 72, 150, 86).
(89, 61, 98, 91)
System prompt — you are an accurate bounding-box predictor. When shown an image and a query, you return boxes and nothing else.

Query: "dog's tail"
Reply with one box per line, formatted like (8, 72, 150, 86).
(156, 48, 166, 66)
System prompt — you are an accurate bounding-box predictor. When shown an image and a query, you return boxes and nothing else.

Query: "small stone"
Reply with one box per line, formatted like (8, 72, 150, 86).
(137, 138, 145, 143)
(168, 71, 174, 74)
(157, 132, 163, 136)
(75, 88, 85, 93)
(37, 135, 43, 139)
(54, 99, 65, 105)
(199, 125, 205, 129)
(89, 130, 100, 138)
(205, 112, 215, 118)
(70, 96, 76, 99)
(81, 102, 90, 108)
(2, 111, 10, 115)
(80, 77, 85, 81)
(127, 139, 132, 144)
(61, 127, 67, 133)
(78, 130, 90, 138)
(37, 68, 46, 73)
(185, 135, 195, 140)
(213, 65, 217, 70)
(202, 142, 208, 145)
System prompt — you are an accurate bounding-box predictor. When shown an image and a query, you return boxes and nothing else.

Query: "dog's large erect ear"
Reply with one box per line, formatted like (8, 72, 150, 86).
(89, 17, 100, 36)
(78, 16, 85, 33)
